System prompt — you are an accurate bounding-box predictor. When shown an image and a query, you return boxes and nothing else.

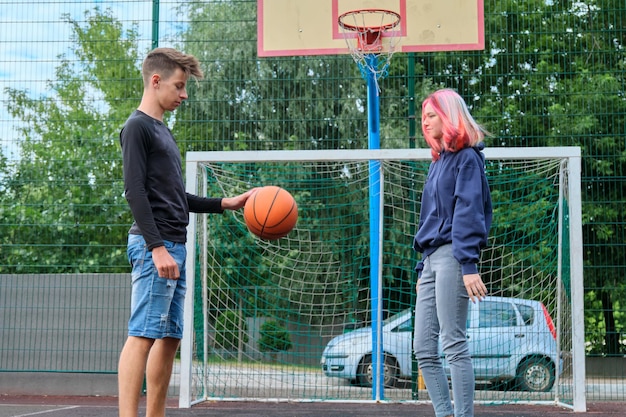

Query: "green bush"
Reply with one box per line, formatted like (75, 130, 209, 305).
(258, 320, 292, 353)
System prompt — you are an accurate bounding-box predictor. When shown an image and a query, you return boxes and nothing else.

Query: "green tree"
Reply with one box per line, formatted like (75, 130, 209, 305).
(173, 0, 424, 322)
(174, 0, 380, 153)
(408, 0, 626, 354)
(0, 8, 141, 272)
(173, 0, 378, 321)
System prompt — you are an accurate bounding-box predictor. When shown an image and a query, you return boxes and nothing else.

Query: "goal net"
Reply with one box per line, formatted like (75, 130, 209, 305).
(179, 148, 584, 411)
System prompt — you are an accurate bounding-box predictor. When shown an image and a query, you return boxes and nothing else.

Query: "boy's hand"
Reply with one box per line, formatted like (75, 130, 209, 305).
(221, 188, 260, 210)
(152, 246, 180, 279)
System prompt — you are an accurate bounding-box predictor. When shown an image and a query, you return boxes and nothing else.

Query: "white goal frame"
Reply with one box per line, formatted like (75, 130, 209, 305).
(180, 147, 585, 412)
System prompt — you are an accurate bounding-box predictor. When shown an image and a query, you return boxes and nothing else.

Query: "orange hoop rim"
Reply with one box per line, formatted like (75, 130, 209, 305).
(337, 9, 401, 34)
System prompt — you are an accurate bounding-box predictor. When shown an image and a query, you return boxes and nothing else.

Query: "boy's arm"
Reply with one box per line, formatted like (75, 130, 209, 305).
(120, 124, 163, 250)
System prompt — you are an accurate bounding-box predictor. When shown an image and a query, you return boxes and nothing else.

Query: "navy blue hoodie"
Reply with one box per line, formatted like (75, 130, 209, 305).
(413, 144, 492, 277)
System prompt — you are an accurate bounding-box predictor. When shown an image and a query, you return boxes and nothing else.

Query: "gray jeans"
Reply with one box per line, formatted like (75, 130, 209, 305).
(413, 244, 474, 417)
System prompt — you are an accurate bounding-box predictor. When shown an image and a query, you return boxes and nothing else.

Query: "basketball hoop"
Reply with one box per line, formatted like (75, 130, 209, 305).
(338, 9, 401, 82)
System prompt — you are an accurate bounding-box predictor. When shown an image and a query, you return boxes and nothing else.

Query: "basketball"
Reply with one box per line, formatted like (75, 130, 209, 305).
(244, 186, 298, 240)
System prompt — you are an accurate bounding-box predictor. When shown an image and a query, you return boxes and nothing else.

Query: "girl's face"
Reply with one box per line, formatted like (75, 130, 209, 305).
(422, 103, 443, 140)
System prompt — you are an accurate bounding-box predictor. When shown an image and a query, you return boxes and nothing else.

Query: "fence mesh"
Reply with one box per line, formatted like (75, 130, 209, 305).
(0, 0, 624, 404)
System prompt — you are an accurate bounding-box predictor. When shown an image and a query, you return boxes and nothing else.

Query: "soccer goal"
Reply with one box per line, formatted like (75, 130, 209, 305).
(179, 148, 584, 412)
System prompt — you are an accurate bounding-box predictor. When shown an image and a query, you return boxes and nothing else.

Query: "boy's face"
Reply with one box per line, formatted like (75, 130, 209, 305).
(154, 68, 189, 112)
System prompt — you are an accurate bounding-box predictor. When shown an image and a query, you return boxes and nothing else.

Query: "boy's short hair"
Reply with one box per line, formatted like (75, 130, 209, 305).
(142, 48, 204, 85)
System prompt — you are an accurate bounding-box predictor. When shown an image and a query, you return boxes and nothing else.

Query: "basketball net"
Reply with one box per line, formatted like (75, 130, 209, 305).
(338, 9, 401, 91)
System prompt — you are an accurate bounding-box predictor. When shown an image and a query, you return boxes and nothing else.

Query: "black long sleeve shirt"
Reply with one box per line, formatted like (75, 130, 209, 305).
(120, 110, 223, 250)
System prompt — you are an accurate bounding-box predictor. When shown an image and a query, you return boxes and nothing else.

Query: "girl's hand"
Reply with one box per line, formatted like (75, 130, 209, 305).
(463, 273, 487, 303)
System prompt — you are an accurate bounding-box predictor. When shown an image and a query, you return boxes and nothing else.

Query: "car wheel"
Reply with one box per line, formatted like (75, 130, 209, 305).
(356, 354, 399, 388)
(515, 358, 555, 392)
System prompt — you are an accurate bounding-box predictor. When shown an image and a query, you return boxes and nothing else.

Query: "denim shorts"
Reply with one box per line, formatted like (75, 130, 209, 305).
(126, 234, 187, 339)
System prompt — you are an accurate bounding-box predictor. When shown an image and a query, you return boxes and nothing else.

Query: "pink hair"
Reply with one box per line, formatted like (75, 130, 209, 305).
(421, 89, 487, 161)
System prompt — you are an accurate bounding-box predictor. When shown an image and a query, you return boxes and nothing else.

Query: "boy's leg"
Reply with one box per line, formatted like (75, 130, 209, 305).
(145, 337, 181, 417)
(118, 336, 154, 417)
(121, 236, 186, 417)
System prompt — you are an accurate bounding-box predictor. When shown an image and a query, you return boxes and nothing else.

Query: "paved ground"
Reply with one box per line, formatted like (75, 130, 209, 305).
(0, 396, 624, 417)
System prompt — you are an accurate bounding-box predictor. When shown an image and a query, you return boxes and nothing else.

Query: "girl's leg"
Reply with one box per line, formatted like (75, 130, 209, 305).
(414, 254, 455, 417)
(433, 245, 474, 417)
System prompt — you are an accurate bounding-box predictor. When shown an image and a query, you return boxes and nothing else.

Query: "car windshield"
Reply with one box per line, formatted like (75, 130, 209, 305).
(383, 308, 411, 325)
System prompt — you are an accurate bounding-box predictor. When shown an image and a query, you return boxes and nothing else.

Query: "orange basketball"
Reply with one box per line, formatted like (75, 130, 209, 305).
(244, 186, 298, 240)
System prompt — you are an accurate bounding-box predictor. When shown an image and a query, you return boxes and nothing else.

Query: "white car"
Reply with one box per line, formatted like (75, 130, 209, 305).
(321, 296, 561, 391)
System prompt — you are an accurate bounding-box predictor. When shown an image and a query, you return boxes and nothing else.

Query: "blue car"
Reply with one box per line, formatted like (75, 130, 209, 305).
(321, 296, 561, 391)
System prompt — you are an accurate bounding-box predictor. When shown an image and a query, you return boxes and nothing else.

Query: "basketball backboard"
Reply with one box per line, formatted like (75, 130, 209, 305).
(257, 0, 484, 57)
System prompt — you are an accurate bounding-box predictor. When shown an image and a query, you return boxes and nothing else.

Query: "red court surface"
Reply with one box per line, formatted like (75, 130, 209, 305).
(0, 396, 624, 417)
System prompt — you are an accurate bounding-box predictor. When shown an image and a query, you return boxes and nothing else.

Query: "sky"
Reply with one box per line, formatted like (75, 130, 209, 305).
(0, 0, 181, 159)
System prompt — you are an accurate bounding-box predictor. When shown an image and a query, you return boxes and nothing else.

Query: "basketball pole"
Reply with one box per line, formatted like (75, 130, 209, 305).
(336, 9, 398, 400)
(365, 53, 385, 402)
